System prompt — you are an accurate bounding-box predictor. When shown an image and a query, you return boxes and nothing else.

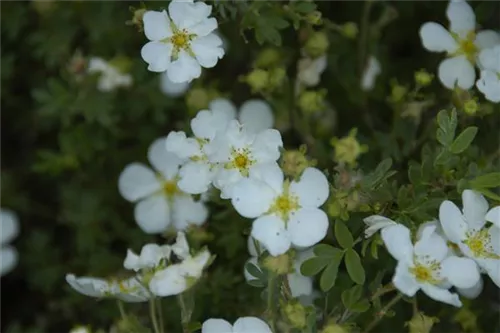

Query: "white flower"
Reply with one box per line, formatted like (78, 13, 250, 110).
(439, 189, 500, 287)
(69, 326, 91, 333)
(232, 164, 329, 256)
(87, 57, 132, 92)
(1, 209, 19, 276)
(118, 137, 208, 234)
(140, 0, 224, 83)
(165, 106, 235, 194)
(160, 71, 191, 97)
(65, 274, 150, 302)
(123, 243, 172, 272)
(209, 98, 275, 134)
(363, 215, 397, 238)
(209, 120, 283, 199)
(297, 55, 327, 87)
(476, 45, 500, 102)
(202, 317, 272, 333)
(419, 0, 500, 89)
(361, 55, 381, 91)
(381, 223, 478, 307)
(417, 221, 484, 299)
(244, 237, 314, 298)
(149, 248, 211, 296)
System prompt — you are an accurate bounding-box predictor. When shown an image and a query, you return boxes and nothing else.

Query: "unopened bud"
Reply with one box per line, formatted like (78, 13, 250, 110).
(341, 22, 358, 39)
(321, 322, 349, 333)
(463, 99, 478, 115)
(306, 11, 323, 25)
(263, 252, 292, 275)
(283, 301, 307, 329)
(330, 128, 368, 166)
(281, 149, 310, 179)
(414, 69, 433, 87)
(243, 69, 270, 93)
(305, 31, 329, 58)
(298, 90, 326, 114)
(127, 7, 147, 32)
(406, 312, 438, 333)
(254, 48, 281, 69)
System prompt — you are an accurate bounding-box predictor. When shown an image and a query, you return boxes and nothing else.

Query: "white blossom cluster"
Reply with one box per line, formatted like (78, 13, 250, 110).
(66, 232, 211, 301)
(419, 0, 500, 102)
(364, 189, 500, 307)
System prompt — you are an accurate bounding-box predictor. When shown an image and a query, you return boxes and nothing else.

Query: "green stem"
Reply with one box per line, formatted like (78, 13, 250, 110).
(358, 0, 374, 75)
(363, 293, 403, 333)
(149, 298, 161, 333)
(117, 300, 127, 321)
(370, 283, 395, 301)
(267, 273, 277, 333)
(178, 293, 192, 333)
(157, 298, 165, 333)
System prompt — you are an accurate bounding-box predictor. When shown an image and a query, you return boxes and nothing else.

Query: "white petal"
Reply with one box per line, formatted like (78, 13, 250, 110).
(172, 195, 208, 230)
(123, 249, 141, 271)
(167, 50, 202, 83)
(363, 215, 397, 238)
(414, 225, 449, 262)
(290, 167, 329, 208)
(287, 273, 313, 297)
(191, 34, 224, 68)
(141, 41, 173, 73)
(446, 0, 476, 37)
(486, 207, 500, 228)
(244, 257, 260, 281)
(416, 220, 440, 240)
(477, 45, 500, 71)
(475, 30, 500, 52)
(213, 168, 243, 200)
(247, 236, 261, 257)
(189, 18, 218, 37)
(361, 55, 382, 91)
(160, 71, 190, 97)
(441, 256, 480, 289)
(115, 277, 150, 303)
(478, 258, 500, 288)
(380, 224, 414, 263)
(202, 319, 233, 333)
(439, 200, 468, 243)
(118, 163, 162, 202)
(87, 57, 108, 73)
(288, 208, 328, 248)
(248, 162, 284, 194)
(148, 137, 181, 180)
(457, 277, 483, 299)
(239, 100, 274, 133)
(191, 109, 231, 141)
(165, 131, 201, 160)
(179, 249, 210, 277)
(233, 317, 272, 333)
(438, 55, 475, 89)
(134, 195, 170, 234)
(138, 244, 164, 268)
(420, 283, 462, 307)
(168, 0, 211, 31)
(149, 264, 187, 296)
(251, 129, 283, 162)
(419, 22, 458, 53)
(172, 231, 190, 259)
(488, 226, 500, 254)
(209, 98, 238, 120)
(178, 161, 214, 194)
(65, 274, 112, 298)
(392, 261, 420, 296)
(462, 189, 488, 229)
(251, 216, 291, 256)
(0, 246, 18, 276)
(231, 179, 275, 218)
(476, 70, 500, 103)
(1, 209, 19, 245)
(143, 10, 172, 41)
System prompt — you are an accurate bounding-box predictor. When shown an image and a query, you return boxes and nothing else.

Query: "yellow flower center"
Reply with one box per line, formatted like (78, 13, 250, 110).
(463, 229, 500, 259)
(409, 261, 441, 284)
(171, 31, 189, 48)
(269, 181, 300, 221)
(453, 31, 478, 63)
(225, 148, 254, 177)
(163, 180, 179, 196)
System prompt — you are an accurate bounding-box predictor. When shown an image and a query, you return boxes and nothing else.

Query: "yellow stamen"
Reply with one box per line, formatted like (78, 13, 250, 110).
(163, 180, 179, 196)
(409, 261, 441, 284)
(268, 181, 300, 221)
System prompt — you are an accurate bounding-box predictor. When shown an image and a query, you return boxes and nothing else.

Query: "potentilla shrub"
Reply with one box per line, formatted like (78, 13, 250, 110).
(1, 0, 499, 333)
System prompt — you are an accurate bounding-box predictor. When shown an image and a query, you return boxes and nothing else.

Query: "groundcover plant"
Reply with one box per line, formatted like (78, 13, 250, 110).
(1, 0, 499, 332)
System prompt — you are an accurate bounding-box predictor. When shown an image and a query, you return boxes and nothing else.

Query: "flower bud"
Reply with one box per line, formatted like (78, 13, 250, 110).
(305, 31, 329, 58)
(243, 69, 270, 93)
(406, 312, 438, 333)
(389, 83, 408, 104)
(341, 22, 358, 39)
(127, 7, 147, 32)
(306, 11, 323, 25)
(269, 67, 286, 90)
(283, 301, 307, 329)
(414, 69, 434, 87)
(281, 149, 311, 179)
(330, 128, 368, 166)
(262, 252, 293, 275)
(70, 325, 91, 333)
(463, 99, 478, 115)
(254, 48, 281, 69)
(321, 322, 349, 333)
(298, 90, 326, 114)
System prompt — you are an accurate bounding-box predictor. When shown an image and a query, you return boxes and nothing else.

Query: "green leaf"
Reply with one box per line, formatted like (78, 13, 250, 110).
(341, 285, 363, 309)
(300, 257, 329, 276)
(314, 244, 342, 258)
(350, 299, 371, 313)
(345, 249, 365, 284)
(475, 188, 500, 202)
(187, 322, 202, 333)
(450, 126, 478, 154)
(335, 220, 353, 249)
(408, 163, 420, 185)
(436, 110, 448, 129)
(245, 262, 264, 280)
(469, 172, 500, 189)
(292, 1, 317, 13)
(320, 259, 341, 292)
(247, 279, 265, 288)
